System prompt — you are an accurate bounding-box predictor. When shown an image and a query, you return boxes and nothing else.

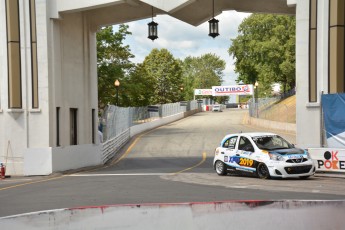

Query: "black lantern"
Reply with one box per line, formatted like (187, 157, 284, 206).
(148, 7, 158, 41)
(208, 18, 219, 38)
(208, 0, 219, 38)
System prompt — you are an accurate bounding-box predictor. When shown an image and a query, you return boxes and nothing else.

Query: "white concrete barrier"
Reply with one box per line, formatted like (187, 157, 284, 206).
(130, 113, 184, 137)
(1, 200, 344, 230)
(244, 116, 296, 134)
(24, 144, 102, 176)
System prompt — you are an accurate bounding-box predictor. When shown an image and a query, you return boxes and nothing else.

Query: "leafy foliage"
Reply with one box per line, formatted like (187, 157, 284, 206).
(97, 25, 134, 110)
(181, 54, 225, 102)
(228, 14, 296, 96)
(142, 48, 183, 104)
(97, 26, 227, 107)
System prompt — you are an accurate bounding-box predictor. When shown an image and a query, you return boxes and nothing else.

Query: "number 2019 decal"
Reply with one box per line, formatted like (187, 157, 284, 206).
(239, 158, 254, 167)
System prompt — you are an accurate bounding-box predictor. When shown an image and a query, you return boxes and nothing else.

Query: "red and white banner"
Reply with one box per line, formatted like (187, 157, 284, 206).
(212, 85, 254, 96)
(194, 89, 213, 96)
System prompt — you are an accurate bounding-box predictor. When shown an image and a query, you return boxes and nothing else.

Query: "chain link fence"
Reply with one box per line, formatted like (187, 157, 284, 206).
(248, 91, 296, 123)
(100, 101, 201, 142)
(99, 100, 201, 164)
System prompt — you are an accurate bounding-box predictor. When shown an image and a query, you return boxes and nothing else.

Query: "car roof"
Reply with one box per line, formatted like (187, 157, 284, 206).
(222, 132, 277, 139)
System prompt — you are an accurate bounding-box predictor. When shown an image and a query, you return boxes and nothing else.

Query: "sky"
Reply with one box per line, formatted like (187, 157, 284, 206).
(118, 11, 251, 86)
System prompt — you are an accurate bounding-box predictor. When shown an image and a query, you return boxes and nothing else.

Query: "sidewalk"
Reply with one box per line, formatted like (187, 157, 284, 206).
(314, 171, 345, 179)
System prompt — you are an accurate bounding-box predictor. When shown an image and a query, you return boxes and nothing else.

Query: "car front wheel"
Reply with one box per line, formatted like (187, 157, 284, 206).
(256, 163, 270, 179)
(215, 161, 226, 176)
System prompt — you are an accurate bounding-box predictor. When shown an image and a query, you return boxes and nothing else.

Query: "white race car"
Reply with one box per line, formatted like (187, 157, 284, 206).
(213, 132, 315, 179)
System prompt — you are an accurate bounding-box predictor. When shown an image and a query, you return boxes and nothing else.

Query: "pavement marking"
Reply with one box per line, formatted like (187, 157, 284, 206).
(172, 152, 207, 174)
(0, 127, 207, 190)
(108, 128, 159, 166)
(68, 173, 172, 177)
(69, 152, 208, 177)
(0, 175, 66, 191)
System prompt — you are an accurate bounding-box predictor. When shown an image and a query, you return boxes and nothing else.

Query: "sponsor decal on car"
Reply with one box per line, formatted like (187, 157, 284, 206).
(287, 154, 304, 159)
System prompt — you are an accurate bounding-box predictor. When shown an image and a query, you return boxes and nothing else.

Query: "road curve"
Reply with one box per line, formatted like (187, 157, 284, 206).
(0, 109, 344, 217)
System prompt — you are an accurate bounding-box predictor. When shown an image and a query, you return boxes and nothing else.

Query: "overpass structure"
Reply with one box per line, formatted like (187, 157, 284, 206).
(0, 0, 344, 175)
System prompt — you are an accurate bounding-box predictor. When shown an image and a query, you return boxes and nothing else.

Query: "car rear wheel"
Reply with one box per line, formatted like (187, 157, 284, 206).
(215, 161, 226, 176)
(256, 163, 270, 179)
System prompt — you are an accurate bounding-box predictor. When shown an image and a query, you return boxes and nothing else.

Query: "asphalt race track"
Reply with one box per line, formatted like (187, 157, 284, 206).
(1, 109, 345, 217)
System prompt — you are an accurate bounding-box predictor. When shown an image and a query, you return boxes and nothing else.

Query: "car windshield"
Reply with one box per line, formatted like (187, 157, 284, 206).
(252, 135, 293, 150)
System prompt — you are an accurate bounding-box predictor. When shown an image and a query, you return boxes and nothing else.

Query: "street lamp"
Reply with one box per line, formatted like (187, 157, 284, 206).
(208, 0, 219, 38)
(254, 81, 259, 103)
(114, 79, 120, 106)
(254, 81, 259, 117)
(148, 7, 158, 41)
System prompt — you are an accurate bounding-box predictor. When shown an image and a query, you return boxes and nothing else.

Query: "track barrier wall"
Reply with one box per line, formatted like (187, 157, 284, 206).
(1, 200, 344, 230)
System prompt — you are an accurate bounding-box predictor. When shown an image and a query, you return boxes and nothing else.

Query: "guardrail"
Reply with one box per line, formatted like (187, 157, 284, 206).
(101, 129, 130, 164)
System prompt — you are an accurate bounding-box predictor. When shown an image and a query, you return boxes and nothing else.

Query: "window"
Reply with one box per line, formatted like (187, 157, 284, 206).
(70, 108, 78, 145)
(238, 137, 254, 152)
(92, 109, 95, 144)
(223, 136, 238, 149)
(329, 0, 345, 93)
(252, 135, 292, 150)
(56, 107, 60, 146)
(30, 0, 39, 108)
(6, 0, 22, 108)
(309, 0, 317, 102)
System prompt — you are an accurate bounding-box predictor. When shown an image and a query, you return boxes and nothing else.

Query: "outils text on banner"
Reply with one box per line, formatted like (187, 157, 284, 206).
(212, 85, 254, 96)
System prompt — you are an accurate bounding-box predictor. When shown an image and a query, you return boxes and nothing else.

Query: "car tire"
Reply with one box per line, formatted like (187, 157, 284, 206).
(215, 161, 226, 176)
(256, 163, 270, 179)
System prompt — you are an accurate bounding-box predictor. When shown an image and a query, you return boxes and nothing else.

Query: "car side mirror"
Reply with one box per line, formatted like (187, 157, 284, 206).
(244, 146, 254, 152)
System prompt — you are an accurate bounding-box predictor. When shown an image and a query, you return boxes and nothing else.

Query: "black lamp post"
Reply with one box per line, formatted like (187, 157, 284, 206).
(148, 7, 158, 41)
(254, 81, 259, 117)
(255, 81, 259, 103)
(114, 79, 120, 106)
(208, 0, 219, 38)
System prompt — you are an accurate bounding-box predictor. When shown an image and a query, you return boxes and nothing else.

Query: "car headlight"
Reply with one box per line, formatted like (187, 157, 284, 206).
(305, 150, 312, 159)
(269, 153, 284, 161)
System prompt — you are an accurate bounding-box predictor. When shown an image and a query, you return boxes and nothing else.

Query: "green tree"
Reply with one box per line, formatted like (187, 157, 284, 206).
(142, 48, 183, 104)
(97, 25, 134, 109)
(229, 14, 295, 96)
(181, 54, 225, 101)
(122, 63, 155, 106)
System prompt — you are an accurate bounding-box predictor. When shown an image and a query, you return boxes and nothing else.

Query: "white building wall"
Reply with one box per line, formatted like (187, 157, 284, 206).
(51, 11, 98, 147)
(0, 1, 6, 166)
(1, 0, 101, 175)
(0, 0, 47, 175)
(295, 0, 329, 148)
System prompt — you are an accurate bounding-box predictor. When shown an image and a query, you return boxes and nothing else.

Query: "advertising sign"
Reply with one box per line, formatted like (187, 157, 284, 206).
(212, 85, 253, 96)
(309, 148, 345, 172)
(194, 89, 213, 96)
